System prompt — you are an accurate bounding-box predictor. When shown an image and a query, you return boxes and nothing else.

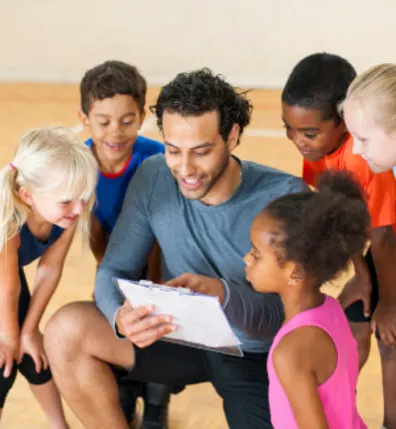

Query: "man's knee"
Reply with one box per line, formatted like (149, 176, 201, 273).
(44, 301, 96, 361)
(44, 301, 134, 370)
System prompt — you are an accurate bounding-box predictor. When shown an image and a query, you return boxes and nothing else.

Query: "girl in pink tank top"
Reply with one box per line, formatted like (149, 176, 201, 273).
(244, 170, 369, 429)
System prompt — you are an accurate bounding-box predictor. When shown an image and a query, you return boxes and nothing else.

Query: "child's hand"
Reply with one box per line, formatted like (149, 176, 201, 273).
(372, 302, 396, 346)
(18, 330, 48, 373)
(0, 333, 18, 377)
(338, 275, 372, 318)
(166, 274, 225, 303)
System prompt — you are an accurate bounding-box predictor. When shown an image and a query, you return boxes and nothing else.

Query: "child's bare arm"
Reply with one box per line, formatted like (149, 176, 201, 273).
(21, 226, 76, 335)
(370, 225, 396, 345)
(273, 328, 331, 429)
(338, 252, 371, 316)
(19, 226, 76, 372)
(0, 235, 21, 376)
(89, 214, 108, 266)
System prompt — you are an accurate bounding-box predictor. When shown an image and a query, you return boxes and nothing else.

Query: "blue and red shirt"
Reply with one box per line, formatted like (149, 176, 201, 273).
(85, 135, 164, 235)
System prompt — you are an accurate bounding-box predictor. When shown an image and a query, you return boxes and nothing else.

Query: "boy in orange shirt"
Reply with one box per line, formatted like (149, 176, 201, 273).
(282, 53, 396, 429)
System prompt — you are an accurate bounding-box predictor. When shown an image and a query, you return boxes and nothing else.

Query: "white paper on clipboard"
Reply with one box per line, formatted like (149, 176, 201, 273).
(116, 278, 243, 357)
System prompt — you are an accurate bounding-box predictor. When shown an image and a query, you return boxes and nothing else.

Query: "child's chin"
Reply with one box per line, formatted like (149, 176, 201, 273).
(57, 217, 78, 228)
(253, 284, 274, 293)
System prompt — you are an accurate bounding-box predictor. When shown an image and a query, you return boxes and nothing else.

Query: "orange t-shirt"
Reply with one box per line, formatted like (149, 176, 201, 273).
(303, 135, 396, 229)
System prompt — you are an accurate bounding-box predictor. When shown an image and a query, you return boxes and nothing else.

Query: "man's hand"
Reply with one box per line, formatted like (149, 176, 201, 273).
(116, 301, 177, 348)
(166, 274, 225, 303)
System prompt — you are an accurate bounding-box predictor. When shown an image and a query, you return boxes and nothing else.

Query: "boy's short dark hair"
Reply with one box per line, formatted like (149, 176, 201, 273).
(150, 68, 252, 145)
(80, 60, 147, 114)
(282, 53, 356, 124)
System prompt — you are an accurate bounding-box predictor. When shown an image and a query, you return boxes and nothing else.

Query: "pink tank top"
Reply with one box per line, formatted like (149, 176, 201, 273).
(267, 295, 367, 429)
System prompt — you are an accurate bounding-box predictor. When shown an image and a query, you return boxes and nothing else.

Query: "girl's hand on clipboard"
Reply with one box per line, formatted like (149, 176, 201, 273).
(166, 274, 225, 303)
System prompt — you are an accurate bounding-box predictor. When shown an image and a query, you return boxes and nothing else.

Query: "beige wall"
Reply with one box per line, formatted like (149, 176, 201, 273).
(2, 0, 395, 87)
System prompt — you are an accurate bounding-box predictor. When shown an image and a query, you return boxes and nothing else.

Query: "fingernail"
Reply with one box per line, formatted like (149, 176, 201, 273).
(147, 305, 154, 312)
(170, 325, 178, 331)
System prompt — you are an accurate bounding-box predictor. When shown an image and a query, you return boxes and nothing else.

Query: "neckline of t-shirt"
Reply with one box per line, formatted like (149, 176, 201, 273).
(280, 294, 330, 333)
(86, 137, 135, 179)
(324, 133, 351, 160)
(24, 222, 58, 245)
(100, 153, 134, 179)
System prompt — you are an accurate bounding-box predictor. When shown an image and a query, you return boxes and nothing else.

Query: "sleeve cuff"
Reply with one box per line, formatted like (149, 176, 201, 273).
(113, 306, 126, 339)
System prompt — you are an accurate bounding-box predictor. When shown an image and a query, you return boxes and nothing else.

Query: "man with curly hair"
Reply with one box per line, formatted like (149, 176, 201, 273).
(44, 69, 308, 429)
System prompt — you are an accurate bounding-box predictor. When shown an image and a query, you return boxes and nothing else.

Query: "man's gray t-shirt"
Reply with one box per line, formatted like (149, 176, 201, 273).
(94, 155, 308, 352)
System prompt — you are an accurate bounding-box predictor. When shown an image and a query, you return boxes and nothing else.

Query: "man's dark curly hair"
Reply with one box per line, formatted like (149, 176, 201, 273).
(80, 60, 147, 114)
(150, 68, 252, 145)
(263, 170, 370, 287)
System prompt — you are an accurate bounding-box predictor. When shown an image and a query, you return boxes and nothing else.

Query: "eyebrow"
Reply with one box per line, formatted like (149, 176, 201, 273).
(282, 117, 320, 132)
(164, 141, 215, 150)
(94, 112, 137, 118)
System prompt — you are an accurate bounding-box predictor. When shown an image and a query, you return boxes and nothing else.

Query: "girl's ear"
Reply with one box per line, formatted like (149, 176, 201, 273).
(19, 186, 33, 206)
(286, 263, 305, 286)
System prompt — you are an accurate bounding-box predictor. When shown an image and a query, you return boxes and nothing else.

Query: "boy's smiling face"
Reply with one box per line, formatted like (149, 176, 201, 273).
(79, 94, 145, 169)
(282, 104, 348, 162)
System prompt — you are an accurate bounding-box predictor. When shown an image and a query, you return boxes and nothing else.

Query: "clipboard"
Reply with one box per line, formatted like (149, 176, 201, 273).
(116, 278, 243, 357)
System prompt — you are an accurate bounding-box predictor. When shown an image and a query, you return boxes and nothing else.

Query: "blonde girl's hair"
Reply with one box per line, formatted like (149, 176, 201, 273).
(342, 64, 396, 134)
(0, 125, 98, 252)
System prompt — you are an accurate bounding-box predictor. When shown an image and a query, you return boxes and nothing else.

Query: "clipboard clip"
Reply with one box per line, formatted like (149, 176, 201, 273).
(137, 280, 193, 295)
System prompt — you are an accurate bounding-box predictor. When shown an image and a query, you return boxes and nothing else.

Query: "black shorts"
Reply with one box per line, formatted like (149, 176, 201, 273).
(344, 248, 379, 323)
(0, 268, 52, 408)
(114, 341, 272, 429)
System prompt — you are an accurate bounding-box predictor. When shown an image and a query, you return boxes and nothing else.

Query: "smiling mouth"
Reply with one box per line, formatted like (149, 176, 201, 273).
(298, 148, 315, 154)
(180, 177, 203, 190)
(104, 141, 128, 151)
(64, 215, 78, 222)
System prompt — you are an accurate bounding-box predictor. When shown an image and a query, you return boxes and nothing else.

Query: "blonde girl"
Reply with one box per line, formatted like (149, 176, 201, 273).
(0, 125, 97, 428)
(343, 64, 396, 173)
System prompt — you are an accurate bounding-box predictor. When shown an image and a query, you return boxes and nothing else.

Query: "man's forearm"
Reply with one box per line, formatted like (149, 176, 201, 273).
(94, 267, 125, 330)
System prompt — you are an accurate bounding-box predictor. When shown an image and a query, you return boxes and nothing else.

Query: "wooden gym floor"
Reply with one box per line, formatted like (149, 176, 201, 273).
(0, 83, 381, 428)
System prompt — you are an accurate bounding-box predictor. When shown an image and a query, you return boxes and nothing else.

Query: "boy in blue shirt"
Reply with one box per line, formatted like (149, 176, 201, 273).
(78, 60, 170, 429)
